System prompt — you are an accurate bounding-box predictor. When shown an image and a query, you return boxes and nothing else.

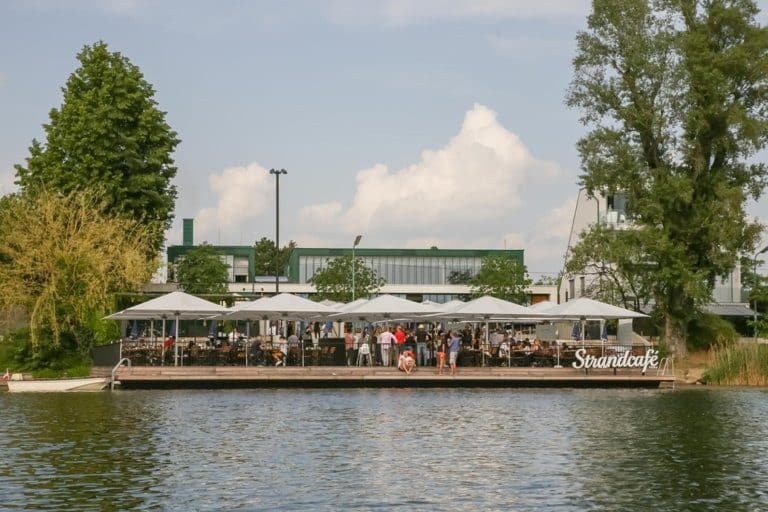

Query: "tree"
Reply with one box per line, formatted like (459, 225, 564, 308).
(565, 225, 655, 311)
(176, 244, 229, 295)
(533, 274, 560, 286)
(14, 41, 180, 253)
(253, 237, 296, 276)
(470, 256, 532, 304)
(0, 190, 157, 366)
(447, 269, 474, 284)
(567, 0, 768, 357)
(310, 255, 385, 303)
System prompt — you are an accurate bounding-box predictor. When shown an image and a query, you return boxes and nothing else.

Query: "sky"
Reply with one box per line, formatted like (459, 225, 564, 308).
(1, 0, 767, 279)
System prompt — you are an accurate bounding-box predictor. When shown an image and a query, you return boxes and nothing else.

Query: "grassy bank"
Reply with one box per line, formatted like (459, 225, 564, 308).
(0, 332, 91, 378)
(703, 344, 768, 386)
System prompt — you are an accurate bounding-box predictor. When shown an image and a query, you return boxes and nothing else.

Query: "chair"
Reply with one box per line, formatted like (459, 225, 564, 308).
(325, 346, 337, 365)
(357, 343, 372, 367)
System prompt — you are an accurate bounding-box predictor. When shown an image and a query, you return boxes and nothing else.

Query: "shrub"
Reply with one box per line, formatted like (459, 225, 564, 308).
(687, 313, 739, 351)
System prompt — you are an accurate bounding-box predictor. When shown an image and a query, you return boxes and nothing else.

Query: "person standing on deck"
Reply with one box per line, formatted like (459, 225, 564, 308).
(415, 324, 431, 367)
(345, 329, 356, 366)
(394, 325, 406, 352)
(449, 330, 461, 377)
(378, 327, 396, 367)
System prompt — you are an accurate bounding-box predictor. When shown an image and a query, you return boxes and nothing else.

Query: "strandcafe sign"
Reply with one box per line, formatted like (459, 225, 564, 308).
(572, 348, 659, 373)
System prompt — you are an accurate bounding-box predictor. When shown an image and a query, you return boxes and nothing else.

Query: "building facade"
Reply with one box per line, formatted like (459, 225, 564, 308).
(560, 189, 751, 315)
(166, 220, 555, 302)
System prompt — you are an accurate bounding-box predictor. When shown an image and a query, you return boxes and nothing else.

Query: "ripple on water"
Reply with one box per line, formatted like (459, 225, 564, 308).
(1, 388, 768, 511)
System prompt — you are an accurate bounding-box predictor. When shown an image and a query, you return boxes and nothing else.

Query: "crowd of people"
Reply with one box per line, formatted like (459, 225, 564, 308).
(338, 323, 548, 376)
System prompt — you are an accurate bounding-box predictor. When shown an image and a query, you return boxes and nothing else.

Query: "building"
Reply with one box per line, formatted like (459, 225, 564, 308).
(166, 219, 556, 303)
(560, 189, 752, 317)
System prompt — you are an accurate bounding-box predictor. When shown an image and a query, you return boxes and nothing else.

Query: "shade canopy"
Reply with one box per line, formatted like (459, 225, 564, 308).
(223, 293, 339, 321)
(105, 291, 228, 320)
(434, 295, 539, 320)
(529, 300, 556, 312)
(332, 294, 440, 321)
(437, 299, 468, 314)
(543, 297, 648, 319)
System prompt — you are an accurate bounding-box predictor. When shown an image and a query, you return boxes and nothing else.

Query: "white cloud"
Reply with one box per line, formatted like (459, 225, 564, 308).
(299, 104, 560, 241)
(177, 105, 577, 275)
(189, 162, 273, 245)
(327, 0, 590, 25)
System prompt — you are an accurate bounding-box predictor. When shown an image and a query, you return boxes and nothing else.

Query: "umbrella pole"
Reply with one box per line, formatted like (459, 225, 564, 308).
(246, 320, 250, 367)
(174, 316, 180, 367)
(161, 318, 166, 367)
(484, 320, 489, 367)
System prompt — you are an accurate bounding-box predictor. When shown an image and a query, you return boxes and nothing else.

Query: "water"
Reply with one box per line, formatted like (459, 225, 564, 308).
(1, 388, 768, 511)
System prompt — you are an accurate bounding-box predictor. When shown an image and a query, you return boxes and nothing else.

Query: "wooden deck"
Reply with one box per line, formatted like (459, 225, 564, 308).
(115, 366, 675, 389)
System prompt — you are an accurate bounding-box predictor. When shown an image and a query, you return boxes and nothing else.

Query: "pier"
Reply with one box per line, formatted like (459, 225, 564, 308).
(114, 366, 674, 389)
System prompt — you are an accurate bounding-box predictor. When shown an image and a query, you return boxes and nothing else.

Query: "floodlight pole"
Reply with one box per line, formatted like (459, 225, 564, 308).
(754, 245, 768, 342)
(352, 235, 362, 301)
(269, 169, 287, 295)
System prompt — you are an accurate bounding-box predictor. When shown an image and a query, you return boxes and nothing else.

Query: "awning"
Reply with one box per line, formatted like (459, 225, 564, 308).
(703, 303, 755, 317)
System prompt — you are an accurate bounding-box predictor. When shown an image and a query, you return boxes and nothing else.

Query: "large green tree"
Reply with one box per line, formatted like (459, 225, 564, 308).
(253, 237, 296, 276)
(15, 41, 180, 253)
(310, 255, 385, 303)
(567, 0, 768, 356)
(175, 244, 229, 295)
(471, 256, 532, 304)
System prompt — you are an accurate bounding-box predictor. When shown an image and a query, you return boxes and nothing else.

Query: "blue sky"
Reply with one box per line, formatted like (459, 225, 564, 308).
(1, 0, 767, 277)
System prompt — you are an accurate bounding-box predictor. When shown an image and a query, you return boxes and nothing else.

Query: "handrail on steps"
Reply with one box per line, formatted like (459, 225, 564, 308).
(656, 356, 676, 390)
(110, 357, 131, 391)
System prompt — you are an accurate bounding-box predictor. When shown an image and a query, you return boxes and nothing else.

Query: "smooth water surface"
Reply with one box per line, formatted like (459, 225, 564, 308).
(1, 387, 767, 511)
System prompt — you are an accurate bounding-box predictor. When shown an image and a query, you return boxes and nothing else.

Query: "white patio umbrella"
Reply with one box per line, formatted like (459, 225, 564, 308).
(331, 294, 440, 321)
(433, 295, 542, 366)
(105, 291, 228, 366)
(542, 297, 648, 320)
(223, 293, 340, 365)
(529, 300, 556, 312)
(543, 297, 648, 355)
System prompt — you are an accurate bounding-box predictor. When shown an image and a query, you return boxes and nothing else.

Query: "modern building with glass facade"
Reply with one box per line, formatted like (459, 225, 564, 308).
(165, 219, 555, 303)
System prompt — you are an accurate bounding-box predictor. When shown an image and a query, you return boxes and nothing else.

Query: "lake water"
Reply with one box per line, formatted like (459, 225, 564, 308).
(1, 387, 768, 511)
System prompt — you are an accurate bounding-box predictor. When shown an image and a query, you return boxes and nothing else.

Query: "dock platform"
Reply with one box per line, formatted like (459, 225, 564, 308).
(115, 366, 674, 389)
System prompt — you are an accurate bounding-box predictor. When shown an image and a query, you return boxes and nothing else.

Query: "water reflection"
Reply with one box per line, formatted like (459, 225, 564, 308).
(1, 388, 767, 511)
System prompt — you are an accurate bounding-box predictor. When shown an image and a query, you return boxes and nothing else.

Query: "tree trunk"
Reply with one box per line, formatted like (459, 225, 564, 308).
(664, 312, 688, 360)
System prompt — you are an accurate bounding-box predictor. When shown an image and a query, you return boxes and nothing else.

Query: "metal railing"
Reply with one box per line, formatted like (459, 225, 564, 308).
(110, 357, 132, 391)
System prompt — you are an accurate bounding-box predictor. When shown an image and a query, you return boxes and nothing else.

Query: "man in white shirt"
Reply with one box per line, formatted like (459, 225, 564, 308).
(378, 328, 396, 367)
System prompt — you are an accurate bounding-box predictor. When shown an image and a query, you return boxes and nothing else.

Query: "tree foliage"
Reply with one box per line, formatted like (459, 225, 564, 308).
(253, 237, 296, 276)
(0, 190, 158, 365)
(176, 244, 229, 295)
(565, 225, 655, 310)
(567, 0, 768, 356)
(447, 269, 474, 284)
(14, 41, 180, 253)
(310, 255, 385, 303)
(470, 256, 532, 304)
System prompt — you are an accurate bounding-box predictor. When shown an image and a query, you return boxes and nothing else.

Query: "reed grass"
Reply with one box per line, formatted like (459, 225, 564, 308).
(703, 343, 768, 386)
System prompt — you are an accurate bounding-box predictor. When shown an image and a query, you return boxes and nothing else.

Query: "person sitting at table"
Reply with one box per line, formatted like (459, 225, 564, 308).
(398, 348, 416, 374)
(274, 336, 288, 366)
(250, 338, 264, 365)
(499, 340, 510, 358)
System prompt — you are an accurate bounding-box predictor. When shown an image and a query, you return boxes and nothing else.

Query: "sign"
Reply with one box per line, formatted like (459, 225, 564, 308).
(572, 348, 659, 373)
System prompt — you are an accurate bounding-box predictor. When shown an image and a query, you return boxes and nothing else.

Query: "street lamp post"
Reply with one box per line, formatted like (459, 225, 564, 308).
(754, 244, 768, 342)
(269, 168, 287, 294)
(352, 235, 362, 301)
